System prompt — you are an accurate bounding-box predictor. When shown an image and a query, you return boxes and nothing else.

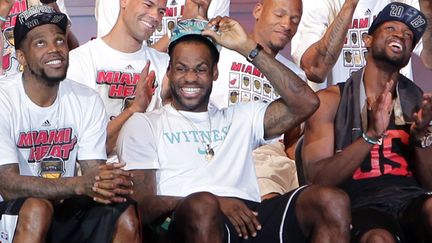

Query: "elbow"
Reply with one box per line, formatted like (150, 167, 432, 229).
(304, 68, 327, 83)
(300, 62, 327, 83)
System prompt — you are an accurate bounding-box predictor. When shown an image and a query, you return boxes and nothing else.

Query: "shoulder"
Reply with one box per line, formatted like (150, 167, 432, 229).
(70, 39, 100, 56)
(142, 46, 170, 63)
(275, 54, 307, 81)
(61, 79, 101, 100)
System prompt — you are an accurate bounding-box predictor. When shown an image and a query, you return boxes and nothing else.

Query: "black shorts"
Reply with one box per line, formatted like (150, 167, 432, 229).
(0, 196, 134, 243)
(223, 186, 308, 243)
(351, 192, 432, 243)
(0, 198, 26, 242)
(47, 196, 134, 243)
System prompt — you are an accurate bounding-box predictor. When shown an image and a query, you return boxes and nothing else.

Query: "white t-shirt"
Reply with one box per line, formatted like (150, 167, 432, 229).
(96, 0, 231, 39)
(67, 38, 169, 120)
(0, 73, 107, 178)
(210, 47, 306, 109)
(291, 0, 422, 90)
(117, 103, 271, 202)
(1, 0, 68, 77)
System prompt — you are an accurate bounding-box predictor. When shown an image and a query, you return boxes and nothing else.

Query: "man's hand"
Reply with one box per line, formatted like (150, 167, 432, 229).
(203, 16, 255, 57)
(366, 80, 394, 139)
(81, 162, 134, 204)
(0, 0, 14, 18)
(217, 197, 261, 239)
(411, 93, 432, 139)
(128, 61, 155, 113)
(182, 0, 211, 19)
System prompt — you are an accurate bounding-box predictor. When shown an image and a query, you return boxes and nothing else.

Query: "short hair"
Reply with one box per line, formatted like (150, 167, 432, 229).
(168, 35, 220, 64)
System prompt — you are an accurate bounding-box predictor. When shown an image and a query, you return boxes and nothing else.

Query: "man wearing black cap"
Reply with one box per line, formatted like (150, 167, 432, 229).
(303, 2, 432, 242)
(0, 6, 140, 243)
(292, 0, 432, 91)
(118, 17, 351, 243)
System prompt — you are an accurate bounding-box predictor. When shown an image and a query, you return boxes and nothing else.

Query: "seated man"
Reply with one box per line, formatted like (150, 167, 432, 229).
(118, 17, 350, 243)
(0, 6, 139, 243)
(302, 3, 432, 242)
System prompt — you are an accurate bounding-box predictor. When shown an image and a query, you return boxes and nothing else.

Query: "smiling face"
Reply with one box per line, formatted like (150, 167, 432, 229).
(253, 0, 302, 54)
(364, 21, 414, 68)
(168, 39, 218, 112)
(121, 0, 167, 41)
(16, 24, 68, 85)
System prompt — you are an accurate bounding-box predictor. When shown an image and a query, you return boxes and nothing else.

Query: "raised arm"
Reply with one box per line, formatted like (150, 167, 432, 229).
(204, 16, 319, 139)
(299, 0, 358, 83)
(418, 0, 432, 69)
(303, 84, 393, 186)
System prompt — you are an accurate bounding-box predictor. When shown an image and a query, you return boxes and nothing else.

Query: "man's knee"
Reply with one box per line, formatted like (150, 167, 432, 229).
(175, 192, 220, 221)
(18, 198, 53, 232)
(302, 185, 351, 220)
(116, 205, 140, 235)
(421, 197, 432, 224)
(360, 228, 397, 243)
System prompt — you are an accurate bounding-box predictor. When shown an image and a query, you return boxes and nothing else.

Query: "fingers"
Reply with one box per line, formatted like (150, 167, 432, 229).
(227, 209, 260, 239)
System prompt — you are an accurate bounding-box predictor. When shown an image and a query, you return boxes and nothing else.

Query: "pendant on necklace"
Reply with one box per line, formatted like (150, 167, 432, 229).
(205, 144, 215, 161)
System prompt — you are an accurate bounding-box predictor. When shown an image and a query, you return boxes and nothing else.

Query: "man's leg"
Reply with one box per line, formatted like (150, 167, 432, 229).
(295, 185, 351, 243)
(168, 192, 224, 243)
(421, 197, 432, 242)
(14, 198, 53, 243)
(352, 208, 402, 243)
(112, 205, 141, 243)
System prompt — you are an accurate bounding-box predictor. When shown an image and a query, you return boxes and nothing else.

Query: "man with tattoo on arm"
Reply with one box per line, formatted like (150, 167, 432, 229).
(0, 7, 139, 243)
(291, 0, 432, 90)
(117, 17, 351, 243)
(210, 0, 308, 199)
(302, 3, 432, 242)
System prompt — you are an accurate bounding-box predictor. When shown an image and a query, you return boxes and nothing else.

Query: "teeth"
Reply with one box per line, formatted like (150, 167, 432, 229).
(141, 20, 154, 28)
(46, 60, 61, 65)
(182, 87, 200, 94)
(389, 42, 402, 49)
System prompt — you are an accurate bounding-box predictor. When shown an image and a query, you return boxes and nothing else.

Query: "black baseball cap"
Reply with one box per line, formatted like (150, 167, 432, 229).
(14, 5, 68, 50)
(368, 2, 427, 46)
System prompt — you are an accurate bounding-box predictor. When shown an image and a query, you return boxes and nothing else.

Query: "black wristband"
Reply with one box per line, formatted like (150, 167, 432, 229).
(40, 0, 57, 4)
(246, 44, 263, 62)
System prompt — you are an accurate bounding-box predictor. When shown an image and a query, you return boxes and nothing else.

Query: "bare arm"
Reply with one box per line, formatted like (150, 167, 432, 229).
(410, 93, 432, 189)
(419, 0, 432, 69)
(130, 170, 181, 224)
(0, 160, 102, 201)
(303, 84, 393, 186)
(300, 0, 358, 83)
(204, 16, 319, 139)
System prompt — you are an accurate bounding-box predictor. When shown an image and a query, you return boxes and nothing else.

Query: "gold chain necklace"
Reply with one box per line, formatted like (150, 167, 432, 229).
(171, 104, 215, 161)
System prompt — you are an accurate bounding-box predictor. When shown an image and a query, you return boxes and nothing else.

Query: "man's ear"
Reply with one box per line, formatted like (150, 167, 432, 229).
(253, 2, 263, 20)
(120, 0, 128, 9)
(212, 63, 219, 81)
(15, 49, 27, 67)
(363, 33, 373, 48)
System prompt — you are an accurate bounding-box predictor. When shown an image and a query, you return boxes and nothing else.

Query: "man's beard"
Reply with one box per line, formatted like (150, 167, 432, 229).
(28, 64, 67, 87)
(372, 45, 409, 69)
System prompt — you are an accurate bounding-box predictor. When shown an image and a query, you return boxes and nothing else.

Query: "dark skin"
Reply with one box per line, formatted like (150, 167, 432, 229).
(303, 21, 432, 242)
(299, 0, 432, 83)
(126, 16, 319, 239)
(0, 24, 133, 204)
(1, 22, 141, 243)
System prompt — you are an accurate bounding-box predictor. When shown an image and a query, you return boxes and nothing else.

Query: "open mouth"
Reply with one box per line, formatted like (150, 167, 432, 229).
(389, 41, 403, 52)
